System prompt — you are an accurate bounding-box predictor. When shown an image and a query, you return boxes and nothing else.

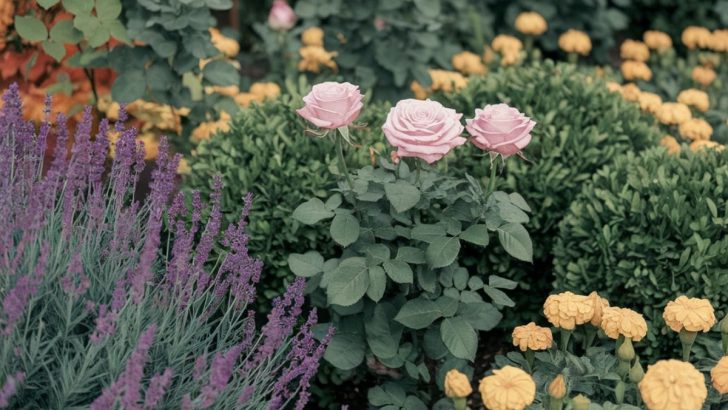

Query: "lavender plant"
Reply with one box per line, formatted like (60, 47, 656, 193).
(0, 84, 330, 409)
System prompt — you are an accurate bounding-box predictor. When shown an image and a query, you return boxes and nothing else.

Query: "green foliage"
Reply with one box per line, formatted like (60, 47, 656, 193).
(290, 151, 531, 406)
(182, 94, 388, 305)
(436, 61, 660, 325)
(553, 147, 728, 359)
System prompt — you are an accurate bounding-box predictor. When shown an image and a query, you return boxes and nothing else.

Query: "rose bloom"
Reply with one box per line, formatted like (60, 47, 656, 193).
(711, 356, 728, 394)
(543, 291, 594, 330)
(444, 369, 472, 398)
(466, 104, 535, 157)
(558, 29, 591, 55)
(655, 102, 692, 125)
(662, 296, 716, 332)
(638, 92, 662, 114)
(660, 135, 681, 155)
(643, 30, 673, 51)
(691, 66, 716, 86)
(451, 51, 486, 76)
(677, 89, 709, 112)
(639, 360, 707, 410)
(690, 140, 725, 152)
(679, 118, 713, 141)
(621, 61, 652, 81)
(301, 26, 325, 47)
(514, 12, 547, 36)
(512, 322, 552, 351)
(479, 366, 536, 410)
(620, 39, 650, 62)
(297, 82, 363, 129)
(600, 307, 648, 341)
(682, 26, 712, 49)
(268, 0, 297, 31)
(382, 99, 465, 163)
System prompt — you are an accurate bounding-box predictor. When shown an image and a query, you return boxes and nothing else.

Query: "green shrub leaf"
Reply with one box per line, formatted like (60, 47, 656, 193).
(459, 224, 489, 246)
(440, 317, 476, 361)
(203, 60, 239, 86)
(426, 236, 461, 268)
(15, 15, 49, 42)
(292, 198, 334, 225)
(497, 223, 532, 262)
(394, 297, 442, 329)
(287, 251, 324, 277)
(330, 213, 360, 247)
(383, 259, 413, 284)
(384, 181, 421, 213)
(327, 257, 369, 307)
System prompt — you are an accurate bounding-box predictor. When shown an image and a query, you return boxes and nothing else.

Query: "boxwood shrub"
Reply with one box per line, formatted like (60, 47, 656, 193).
(183, 95, 388, 305)
(553, 147, 728, 359)
(437, 61, 660, 324)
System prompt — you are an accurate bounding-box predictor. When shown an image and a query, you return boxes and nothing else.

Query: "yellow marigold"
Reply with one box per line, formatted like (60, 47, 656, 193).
(620, 83, 641, 102)
(655, 102, 692, 125)
(710, 29, 728, 52)
(137, 132, 160, 160)
(479, 366, 536, 410)
(636, 92, 662, 113)
(429, 69, 468, 93)
(410, 81, 429, 100)
(690, 140, 725, 152)
(679, 118, 713, 141)
(301, 26, 325, 47)
(587, 292, 610, 327)
(600, 306, 648, 341)
(621, 61, 652, 81)
(483, 45, 495, 64)
(191, 112, 232, 143)
(682, 26, 712, 49)
(451, 51, 486, 75)
(250, 82, 281, 100)
(639, 359, 707, 410)
(548, 374, 567, 400)
(514, 12, 547, 36)
(126, 100, 186, 134)
(543, 292, 594, 330)
(558, 29, 592, 55)
(663, 296, 717, 332)
(209, 28, 240, 58)
(500, 49, 523, 66)
(691, 66, 716, 86)
(677, 89, 709, 112)
(234, 92, 259, 107)
(298, 46, 338, 73)
(177, 157, 191, 175)
(512, 322, 553, 351)
(711, 356, 728, 394)
(660, 135, 681, 155)
(205, 85, 240, 97)
(620, 39, 650, 62)
(571, 395, 591, 410)
(643, 30, 673, 51)
(605, 81, 622, 93)
(492, 34, 523, 54)
(444, 369, 472, 398)
(0, 0, 15, 51)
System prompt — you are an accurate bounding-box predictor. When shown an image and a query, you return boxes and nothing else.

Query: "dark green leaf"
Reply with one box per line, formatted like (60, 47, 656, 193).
(426, 236, 461, 268)
(288, 251, 324, 277)
(292, 198, 334, 225)
(459, 224, 489, 246)
(394, 297, 442, 329)
(15, 15, 49, 42)
(440, 317, 477, 360)
(367, 266, 386, 302)
(383, 260, 413, 284)
(327, 258, 369, 307)
(330, 213, 360, 247)
(497, 223, 533, 262)
(384, 181, 421, 213)
(202, 60, 239, 86)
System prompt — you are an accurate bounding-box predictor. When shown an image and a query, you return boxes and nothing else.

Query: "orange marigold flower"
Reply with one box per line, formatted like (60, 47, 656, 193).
(660, 135, 681, 155)
(514, 12, 547, 36)
(444, 369, 472, 398)
(677, 89, 709, 112)
(691, 66, 716, 86)
(452, 51, 487, 75)
(663, 296, 716, 332)
(682, 26, 712, 49)
(655, 102, 692, 125)
(558, 29, 592, 55)
(543, 291, 594, 330)
(711, 356, 728, 395)
(638, 92, 662, 114)
(512, 322, 553, 351)
(620, 39, 650, 62)
(621, 61, 652, 81)
(643, 30, 672, 51)
(600, 306, 648, 341)
(678, 118, 713, 141)
(639, 360, 707, 410)
(479, 366, 536, 410)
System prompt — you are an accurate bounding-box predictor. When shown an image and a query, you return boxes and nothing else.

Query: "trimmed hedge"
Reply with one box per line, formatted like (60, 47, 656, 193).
(437, 61, 660, 324)
(554, 147, 728, 358)
(183, 96, 387, 304)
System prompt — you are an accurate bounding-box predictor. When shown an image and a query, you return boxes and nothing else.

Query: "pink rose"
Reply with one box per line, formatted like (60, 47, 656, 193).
(297, 82, 364, 129)
(466, 104, 535, 157)
(268, 0, 297, 31)
(382, 99, 466, 164)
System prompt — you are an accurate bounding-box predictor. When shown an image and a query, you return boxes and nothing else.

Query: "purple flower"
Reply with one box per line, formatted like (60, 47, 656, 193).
(195, 344, 243, 408)
(90, 304, 117, 344)
(143, 368, 174, 409)
(0, 372, 24, 407)
(2, 242, 48, 334)
(61, 252, 90, 297)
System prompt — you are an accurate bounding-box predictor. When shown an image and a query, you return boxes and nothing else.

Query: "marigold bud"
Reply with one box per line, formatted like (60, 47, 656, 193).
(571, 394, 591, 410)
(548, 374, 567, 400)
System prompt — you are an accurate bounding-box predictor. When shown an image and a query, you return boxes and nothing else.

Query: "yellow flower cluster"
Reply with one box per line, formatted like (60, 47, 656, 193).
(677, 89, 710, 112)
(209, 28, 240, 58)
(0, 0, 14, 51)
(410, 69, 468, 100)
(191, 111, 232, 143)
(492, 35, 523, 66)
(512, 322, 553, 351)
(479, 366, 536, 410)
(660, 135, 681, 155)
(690, 140, 725, 153)
(712, 356, 728, 395)
(302, 27, 325, 47)
(451, 51, 486, 76)
(643, 30, 672, 51)
(543, 291, 594, 330)
(588, 291, 610, 326)
(558, 29, 592, 55)
(639, 359, 707, 410)
(514, 12, 547, 36)
(298, 46, 338, 73)
(678, 118, 713, 141)
(444, 369, 472, 398)
(638, 92, 662, 114)
(682, 26, 713, 49)
(600, 307, 648, 341)
(621, 60, 652, 81)
(663, 295, 717, 332)
(620, 39, 650, 62)
(691, 66, 716, 86)
(619, 83, 641, 102)
(655, 102, 692, 125)
(710, 29, 728, 52)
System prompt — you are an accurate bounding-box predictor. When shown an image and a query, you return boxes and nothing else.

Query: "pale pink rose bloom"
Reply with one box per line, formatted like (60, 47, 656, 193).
(297, 82, 364, 129)
(268, 0, 297, 31)
(466, 103, 535, 157)
(382, 99, 466, 164)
